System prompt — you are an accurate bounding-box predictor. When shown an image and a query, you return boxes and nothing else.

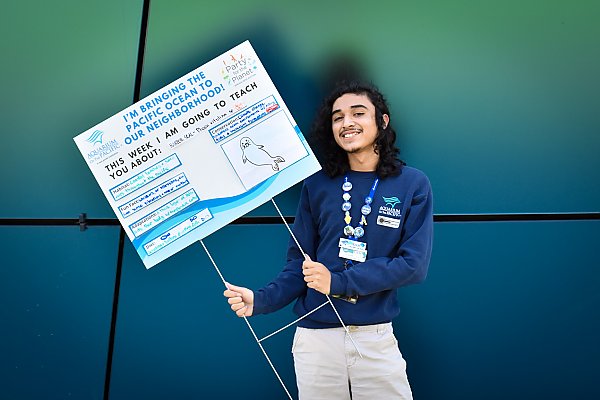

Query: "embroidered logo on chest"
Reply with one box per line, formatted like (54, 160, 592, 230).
(379, 196, 402, 217)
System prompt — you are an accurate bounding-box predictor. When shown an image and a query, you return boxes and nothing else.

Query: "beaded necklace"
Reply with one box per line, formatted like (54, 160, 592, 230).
(334, 175, 379, 304)
(341, 175, 379, 240)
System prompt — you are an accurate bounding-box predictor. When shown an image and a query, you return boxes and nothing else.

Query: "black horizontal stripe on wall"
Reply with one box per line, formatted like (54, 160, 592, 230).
(1, 212, 599, 228)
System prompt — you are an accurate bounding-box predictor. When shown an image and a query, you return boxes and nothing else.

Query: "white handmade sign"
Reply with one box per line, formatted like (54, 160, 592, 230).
(74, 41, 320, 268)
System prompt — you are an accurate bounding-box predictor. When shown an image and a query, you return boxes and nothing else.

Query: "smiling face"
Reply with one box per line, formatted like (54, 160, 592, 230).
(331, 93, 388, 161)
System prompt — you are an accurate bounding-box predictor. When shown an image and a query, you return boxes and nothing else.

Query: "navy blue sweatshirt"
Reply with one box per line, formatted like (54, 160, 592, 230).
(253, 166, 433, 328)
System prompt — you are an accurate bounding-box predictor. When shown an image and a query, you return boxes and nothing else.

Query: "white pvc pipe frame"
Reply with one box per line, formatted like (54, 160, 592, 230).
(199, 198, 362, 399)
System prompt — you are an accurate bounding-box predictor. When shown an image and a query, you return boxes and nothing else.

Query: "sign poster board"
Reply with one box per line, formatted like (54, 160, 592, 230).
(74, 41, 321, 268)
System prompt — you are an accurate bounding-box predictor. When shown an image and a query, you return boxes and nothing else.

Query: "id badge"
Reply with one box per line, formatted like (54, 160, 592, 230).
(338, 238, 366, 251)
(338, 238, 367, 263)
(338, 246, 367, 263)
(334, 238, 364, 303)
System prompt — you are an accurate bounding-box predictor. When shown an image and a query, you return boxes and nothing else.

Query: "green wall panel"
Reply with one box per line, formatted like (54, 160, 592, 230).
(109, 220, 599, 399)
(109, 224, 297, 399)
(140, 0, 599, 215)
(397, 220, 600, 399)
(0, 0, 144, 218)
(0, 226, 120, 399)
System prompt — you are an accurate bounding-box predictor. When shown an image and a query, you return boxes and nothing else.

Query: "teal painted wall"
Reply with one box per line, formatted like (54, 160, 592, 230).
(1, 0, 598, 399)
(0, 226, 120, 399)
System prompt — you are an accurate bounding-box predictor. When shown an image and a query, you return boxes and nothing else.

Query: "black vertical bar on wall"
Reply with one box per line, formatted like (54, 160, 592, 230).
(103, 1, 151, 399)
(103, 227, 126, 400)
(132, 0, 151, 105)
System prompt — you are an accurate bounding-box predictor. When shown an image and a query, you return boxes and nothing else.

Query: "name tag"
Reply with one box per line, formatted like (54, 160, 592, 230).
(338, 238, 366, 251)
(339, 246, 367, 263)
(376, 215, 401, 229)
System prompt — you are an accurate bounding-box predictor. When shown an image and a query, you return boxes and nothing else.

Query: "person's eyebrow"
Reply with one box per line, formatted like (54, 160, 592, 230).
(331, 104, 368, 115)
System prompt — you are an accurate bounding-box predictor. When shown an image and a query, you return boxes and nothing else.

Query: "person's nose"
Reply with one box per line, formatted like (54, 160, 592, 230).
(343, 115, 355, 129)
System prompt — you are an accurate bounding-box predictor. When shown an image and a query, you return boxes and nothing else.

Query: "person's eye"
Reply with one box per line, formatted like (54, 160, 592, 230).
(333, 116, 343, 122)
(354, 112, 364, 117)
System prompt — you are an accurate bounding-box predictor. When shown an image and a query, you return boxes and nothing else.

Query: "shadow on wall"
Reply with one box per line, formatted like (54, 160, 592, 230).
(144, 18, 370, 140)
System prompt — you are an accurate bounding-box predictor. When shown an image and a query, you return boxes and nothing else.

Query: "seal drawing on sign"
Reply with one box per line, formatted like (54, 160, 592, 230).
(240, 137, 285, 171)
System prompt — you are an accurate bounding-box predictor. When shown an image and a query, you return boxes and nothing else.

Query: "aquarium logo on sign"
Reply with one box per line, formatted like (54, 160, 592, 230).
(86, 130, 105, 146)
(84, 129, 121, 165)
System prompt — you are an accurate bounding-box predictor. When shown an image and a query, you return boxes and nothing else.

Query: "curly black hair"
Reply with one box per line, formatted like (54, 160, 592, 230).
(310, 81, 405, 178)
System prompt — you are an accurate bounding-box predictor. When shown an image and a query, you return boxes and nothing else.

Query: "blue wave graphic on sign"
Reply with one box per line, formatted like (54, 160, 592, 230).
(131, 175, 276, 253)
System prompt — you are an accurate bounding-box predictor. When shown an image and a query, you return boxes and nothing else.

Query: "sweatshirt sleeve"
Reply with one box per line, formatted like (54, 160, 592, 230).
(329, 175, 433, 297)
(252, 183, 316, 315)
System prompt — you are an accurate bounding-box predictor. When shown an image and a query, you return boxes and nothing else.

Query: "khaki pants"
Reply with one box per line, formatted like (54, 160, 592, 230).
(291, 323, 413, 400)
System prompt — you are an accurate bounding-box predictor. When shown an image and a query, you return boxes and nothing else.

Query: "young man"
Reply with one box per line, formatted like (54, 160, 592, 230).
(224, 81, 433, 399)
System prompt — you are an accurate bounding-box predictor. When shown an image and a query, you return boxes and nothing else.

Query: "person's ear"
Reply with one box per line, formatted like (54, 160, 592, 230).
(382, 114, 390, 130)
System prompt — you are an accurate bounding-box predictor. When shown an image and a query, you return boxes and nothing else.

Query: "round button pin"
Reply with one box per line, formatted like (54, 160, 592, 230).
(354, 226, 365, 238)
